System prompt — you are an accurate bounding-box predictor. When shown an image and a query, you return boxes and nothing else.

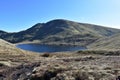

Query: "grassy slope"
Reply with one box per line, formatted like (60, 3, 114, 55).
(87, 33, 120, 50)
(0, 39, 39, 66)
(0, 39, 120, 79)
(0, 39, 22, 54)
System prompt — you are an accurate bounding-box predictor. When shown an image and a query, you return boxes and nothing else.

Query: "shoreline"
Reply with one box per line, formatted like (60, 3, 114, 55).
(15, 41, 86, 47)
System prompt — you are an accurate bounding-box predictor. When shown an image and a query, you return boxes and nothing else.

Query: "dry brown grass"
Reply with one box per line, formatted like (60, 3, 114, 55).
(0, 39, 120, 79)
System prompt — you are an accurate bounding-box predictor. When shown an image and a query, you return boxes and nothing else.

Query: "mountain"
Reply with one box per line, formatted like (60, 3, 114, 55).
(0, 19, 120, 46)
(0, 30, 7, 36)
(0, 23, 44, 43)
(87, 33, 120, 50)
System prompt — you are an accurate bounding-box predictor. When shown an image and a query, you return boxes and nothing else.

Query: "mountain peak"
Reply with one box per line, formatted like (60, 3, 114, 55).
(0, 19, 120, 45)
(47, 19, 69, 22)
(45, 19, 71, 25)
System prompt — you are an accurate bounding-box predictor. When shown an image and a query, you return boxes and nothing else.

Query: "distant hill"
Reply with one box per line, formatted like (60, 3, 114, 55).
(87, 33, 120, 50)
(0, 30, 7, 36)
(0, 19, 120, 46)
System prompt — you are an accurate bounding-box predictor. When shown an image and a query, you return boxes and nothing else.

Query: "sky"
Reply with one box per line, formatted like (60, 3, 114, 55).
(0, 0, 120, 32)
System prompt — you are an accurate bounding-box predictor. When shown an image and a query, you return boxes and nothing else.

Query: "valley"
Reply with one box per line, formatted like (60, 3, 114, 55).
(0, 19, 120, 80)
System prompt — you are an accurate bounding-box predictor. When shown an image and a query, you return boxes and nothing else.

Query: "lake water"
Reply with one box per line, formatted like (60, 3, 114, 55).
(17, 44, 86, 53)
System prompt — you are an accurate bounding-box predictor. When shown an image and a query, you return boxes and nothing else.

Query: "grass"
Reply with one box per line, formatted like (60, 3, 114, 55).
(0, 61, 11, 67)
(0, 39, 120, 79)
(77, 50, 120, 56)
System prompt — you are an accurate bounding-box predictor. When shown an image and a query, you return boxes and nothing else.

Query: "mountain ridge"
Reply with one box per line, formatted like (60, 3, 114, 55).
(0, 19, 120, 46)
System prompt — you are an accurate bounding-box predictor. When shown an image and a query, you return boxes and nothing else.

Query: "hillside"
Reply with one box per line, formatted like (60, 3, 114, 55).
(1, 33, 120, 79)
(87, 33, 120, 50)
(0, 39, 38, 66)
(0, 19, 120, 46)
(0, 39, 22, 55)
(1, 49, 120, 79)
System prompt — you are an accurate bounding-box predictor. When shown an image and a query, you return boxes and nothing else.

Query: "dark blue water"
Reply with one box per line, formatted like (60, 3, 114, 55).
(17, 44, 86, 53)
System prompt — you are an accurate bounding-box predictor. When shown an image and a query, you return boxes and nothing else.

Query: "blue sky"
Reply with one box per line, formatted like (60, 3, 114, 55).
(0, 0, 120, 32)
